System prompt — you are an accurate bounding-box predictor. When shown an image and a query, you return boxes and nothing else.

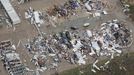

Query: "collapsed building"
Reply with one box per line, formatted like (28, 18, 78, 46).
(24, 19, 132, 72)
(0, 40, 26, 75)
(25, 7, 44, 26)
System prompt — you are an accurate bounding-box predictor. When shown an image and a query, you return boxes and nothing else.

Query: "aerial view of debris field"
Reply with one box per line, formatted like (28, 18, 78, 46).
(0, 0, 134, 75)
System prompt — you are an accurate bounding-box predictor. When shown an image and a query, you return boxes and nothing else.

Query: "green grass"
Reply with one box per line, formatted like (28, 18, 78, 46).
(59, 53, 134, 75)
(128, 3, 134, 20)
(129, 5, 134, 13)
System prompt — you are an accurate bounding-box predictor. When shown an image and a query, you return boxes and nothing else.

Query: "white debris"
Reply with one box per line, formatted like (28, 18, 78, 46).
(91, 41, 100, 56)
(24, 19, 132, 72)
(73, 39, 83, 52)
(83, 23, 90, 27)
(34, 11, 41, 24)
(25, 12, 30, 19)
(12, 44, 16, 50)
(93, 12, 101, 17)
(25, 7, 44, 26)
(86, 30, 92, 38)
(91, 69, 96, 73)
(75, 51, 86, 65)
(104, 61, 110, 66)
(85, 1, 92, 11)
(89, 47, 96, 56)
(103, 11, 108, 15)
(6, 53, 20, 61)
(93, 64, 100, 71)
(92, 60, 100, 70)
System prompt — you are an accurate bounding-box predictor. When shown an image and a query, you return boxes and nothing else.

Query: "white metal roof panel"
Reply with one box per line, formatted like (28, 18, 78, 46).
(0, 0, 21, 24)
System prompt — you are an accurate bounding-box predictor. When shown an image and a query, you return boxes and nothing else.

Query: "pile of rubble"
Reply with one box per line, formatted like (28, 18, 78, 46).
(0, 14, 15, 27)
(47, 0, 80, 18)
(24, 0, 109, 32)
(0, 40, 26, 75)
(24, 0, 108, 24)
(24, 19, 132, 72)
(25, 7, 45, 27)
(84, 0, 108, 17)
(120, 0, 130, 15)
(90, 19, 133, 72)
(18, 0, 31, 4)
(25, 7, 58, 34)
(47, 0, 108, 18)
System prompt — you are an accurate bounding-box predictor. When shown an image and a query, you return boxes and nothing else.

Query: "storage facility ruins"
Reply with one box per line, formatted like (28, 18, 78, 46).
(0, 40, 26, 75)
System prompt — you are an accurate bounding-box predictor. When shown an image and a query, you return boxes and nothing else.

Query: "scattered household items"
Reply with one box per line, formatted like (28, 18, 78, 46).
(120, 0, 130, 14)
(24, 19, 132, 72)
(46, 0, 108, 19)
(22, 0, 109, 20)
(47, 0, 80, 18)
(90, 19, 133, 73)
(18, 0, 31, 4)
(25, 7, 44, 27)
(25, 7, 58, 35)
(0, 40, 26, 75)
(25, 7, 46, 36)
(84, 0, 108, 17)
(0, 0, 21, 25)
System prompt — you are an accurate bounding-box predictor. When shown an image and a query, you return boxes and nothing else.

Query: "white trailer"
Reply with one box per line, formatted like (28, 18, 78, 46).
(0, 0, 21, 25)
(34, 11, 40, 24)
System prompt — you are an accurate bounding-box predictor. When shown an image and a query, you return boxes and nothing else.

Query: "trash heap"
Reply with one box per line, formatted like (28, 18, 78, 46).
(89, 19, 133, 72)
(47, 0, 108, 18)
(25, 7, 59, 30)
(24, 0, 109, 28)
(0, 40, 26, 75)
(25, 19, 132, 72)
(47, 0, 80, 18)
(84, 0, 108, 17)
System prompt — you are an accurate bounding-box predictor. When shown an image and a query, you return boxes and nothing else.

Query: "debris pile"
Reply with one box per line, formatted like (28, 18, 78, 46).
(25, 7, 45, 27)
(90, 19, 132, 57)
(120, 0, 130, 15)
(0, 40, 26, 75)
(24, 0, 109, 29)
(18, 0, 31, 4)
(24, 19, 132, 72)
(90, 19, 133, 72)
(46, 0, 108, 18)
(47, 0, 80, 18)
(84, 0, 108, 17)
